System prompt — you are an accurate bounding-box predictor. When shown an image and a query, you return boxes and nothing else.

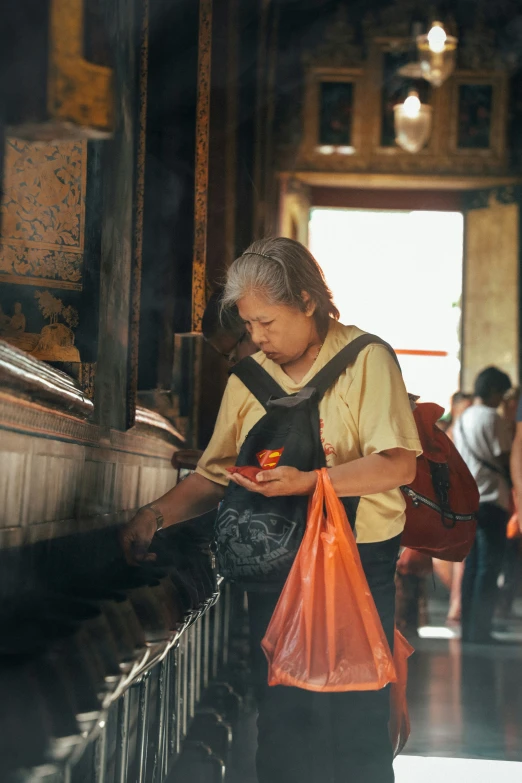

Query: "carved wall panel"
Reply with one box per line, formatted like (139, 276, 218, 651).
(0, 139, 86, 289)
(0, 427, 177, 543)
(0, 139, 87, 363)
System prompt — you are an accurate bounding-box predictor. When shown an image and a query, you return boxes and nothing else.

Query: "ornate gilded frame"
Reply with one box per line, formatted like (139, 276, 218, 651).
(292, 28, 512, 179)
(448, 71, 508, 165)
(299, 66, 364, 165)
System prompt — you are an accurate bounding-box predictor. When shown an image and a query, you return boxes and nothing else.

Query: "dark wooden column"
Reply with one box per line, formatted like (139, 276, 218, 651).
(94, 0, 147, 430)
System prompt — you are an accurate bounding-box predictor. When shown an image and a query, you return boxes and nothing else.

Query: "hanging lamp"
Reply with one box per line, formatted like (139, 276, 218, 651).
(393, 91, 432, 153)
(416, 21, 458, 87)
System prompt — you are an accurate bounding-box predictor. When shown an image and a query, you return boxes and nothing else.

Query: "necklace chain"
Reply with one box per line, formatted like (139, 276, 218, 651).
(281, 339, 324, 375)
(312, 341, 324, 364)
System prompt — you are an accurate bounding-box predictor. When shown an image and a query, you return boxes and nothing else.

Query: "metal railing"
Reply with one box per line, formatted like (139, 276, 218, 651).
(1, 525, 245, 783)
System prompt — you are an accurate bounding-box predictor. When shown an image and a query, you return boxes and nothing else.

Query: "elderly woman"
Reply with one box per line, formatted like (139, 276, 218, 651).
(120, 237, 421, 783)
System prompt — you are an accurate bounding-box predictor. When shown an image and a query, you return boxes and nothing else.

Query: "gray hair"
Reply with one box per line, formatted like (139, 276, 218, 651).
(221, 237, 339, 334)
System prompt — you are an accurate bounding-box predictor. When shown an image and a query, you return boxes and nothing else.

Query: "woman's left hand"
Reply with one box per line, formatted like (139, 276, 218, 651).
(228, 466, 317, 497)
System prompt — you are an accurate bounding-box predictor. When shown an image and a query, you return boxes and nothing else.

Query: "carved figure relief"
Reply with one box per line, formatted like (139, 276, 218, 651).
(0, 291, 80, 362)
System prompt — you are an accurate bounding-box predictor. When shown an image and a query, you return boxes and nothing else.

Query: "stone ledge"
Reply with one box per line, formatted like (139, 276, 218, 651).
(0, 340, 185, 456)
(0, 339, 93, 418)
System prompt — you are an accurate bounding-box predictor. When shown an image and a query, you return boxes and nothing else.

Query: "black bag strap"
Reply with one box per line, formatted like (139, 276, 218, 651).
(309, 333, 400, 400)
(230, 356, 288, 409)
(230, 333, 400, 408)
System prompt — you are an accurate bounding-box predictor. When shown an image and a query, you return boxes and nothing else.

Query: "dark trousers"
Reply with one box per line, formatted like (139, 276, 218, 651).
(247, 534, 401, 783)
(461, 502, 508, 642)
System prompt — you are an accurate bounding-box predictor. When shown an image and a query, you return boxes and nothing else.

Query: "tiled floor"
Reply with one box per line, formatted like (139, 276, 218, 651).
(226, 599, 522, 782)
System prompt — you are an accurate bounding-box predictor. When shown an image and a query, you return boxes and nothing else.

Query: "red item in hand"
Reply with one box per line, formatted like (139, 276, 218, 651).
(507, 491, 521, 540)
(227, 466, 261, 483)
(257, 448, 284, 469)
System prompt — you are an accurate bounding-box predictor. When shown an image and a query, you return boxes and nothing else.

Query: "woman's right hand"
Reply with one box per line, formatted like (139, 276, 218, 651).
(118, 507, 159, 566)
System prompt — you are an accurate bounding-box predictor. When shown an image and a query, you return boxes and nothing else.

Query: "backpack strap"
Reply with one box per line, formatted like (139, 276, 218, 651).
(456, 417, 512, 485)
(310, 333, 400, 400)
(230, 356, 288, 409)
(231, 333, 400, 407)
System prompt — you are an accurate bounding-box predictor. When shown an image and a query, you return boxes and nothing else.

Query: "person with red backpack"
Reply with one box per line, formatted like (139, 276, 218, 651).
(120, 237, 422, 783)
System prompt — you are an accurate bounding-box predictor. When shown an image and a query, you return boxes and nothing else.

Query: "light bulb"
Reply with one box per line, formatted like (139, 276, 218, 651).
(427, 22, 447, 54)
(394, 92, 432, 153)
(403, 94, 421, 118)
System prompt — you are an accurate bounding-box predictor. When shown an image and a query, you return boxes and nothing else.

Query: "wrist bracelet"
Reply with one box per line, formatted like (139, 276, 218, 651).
(143, 503, 164, 531)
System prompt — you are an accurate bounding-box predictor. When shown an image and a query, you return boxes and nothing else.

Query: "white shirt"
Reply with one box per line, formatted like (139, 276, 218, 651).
(453, 404, 512, 511)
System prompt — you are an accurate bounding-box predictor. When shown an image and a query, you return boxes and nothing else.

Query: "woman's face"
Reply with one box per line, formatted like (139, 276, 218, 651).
(237, 291, 317, 365)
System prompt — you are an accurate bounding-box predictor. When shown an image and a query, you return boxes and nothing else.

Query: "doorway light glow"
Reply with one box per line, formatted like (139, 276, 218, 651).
(418, 625, 457, 639)
(309, 208, 464, 409)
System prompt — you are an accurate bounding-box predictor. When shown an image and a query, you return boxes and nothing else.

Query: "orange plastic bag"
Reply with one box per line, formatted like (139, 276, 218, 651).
(507, 492, 522, 540)
(261, 468, 398, 692)
(389, 630, 415, 756)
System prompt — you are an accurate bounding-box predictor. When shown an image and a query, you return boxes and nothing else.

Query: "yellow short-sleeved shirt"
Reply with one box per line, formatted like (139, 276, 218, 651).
(196, 320, 422, 544)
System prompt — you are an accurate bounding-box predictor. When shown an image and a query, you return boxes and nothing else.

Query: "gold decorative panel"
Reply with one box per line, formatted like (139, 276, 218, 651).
(48, 0, 113, 136)
(295, 39, 509, 178)
(0, 138, 86, 290)
(282, 5, 512, 181)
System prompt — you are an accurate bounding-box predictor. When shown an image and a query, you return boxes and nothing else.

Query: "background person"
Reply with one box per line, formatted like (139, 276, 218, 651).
(454, 367, 513, 644)
(203, 288, 256, 364)
(173, 289, 257, 471)
(119, 237, 421, 783)
(437, 391, 473, 438)
(499, 386, 520, 441)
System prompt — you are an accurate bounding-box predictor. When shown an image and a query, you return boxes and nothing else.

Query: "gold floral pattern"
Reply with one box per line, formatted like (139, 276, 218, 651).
(0, 138, 86, 289)
(0, 244, 83, 288)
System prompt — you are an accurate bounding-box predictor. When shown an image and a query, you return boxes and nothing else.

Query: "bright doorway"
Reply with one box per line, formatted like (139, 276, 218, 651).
(309, 208, 465, 410)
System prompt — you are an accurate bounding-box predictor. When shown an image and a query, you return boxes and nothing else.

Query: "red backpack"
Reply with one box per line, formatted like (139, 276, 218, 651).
(401, 401, 478, 560)
(348, 335, 479, 561)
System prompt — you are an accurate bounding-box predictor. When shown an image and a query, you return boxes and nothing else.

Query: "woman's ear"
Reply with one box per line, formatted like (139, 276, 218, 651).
(301, 291, 317, 317)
